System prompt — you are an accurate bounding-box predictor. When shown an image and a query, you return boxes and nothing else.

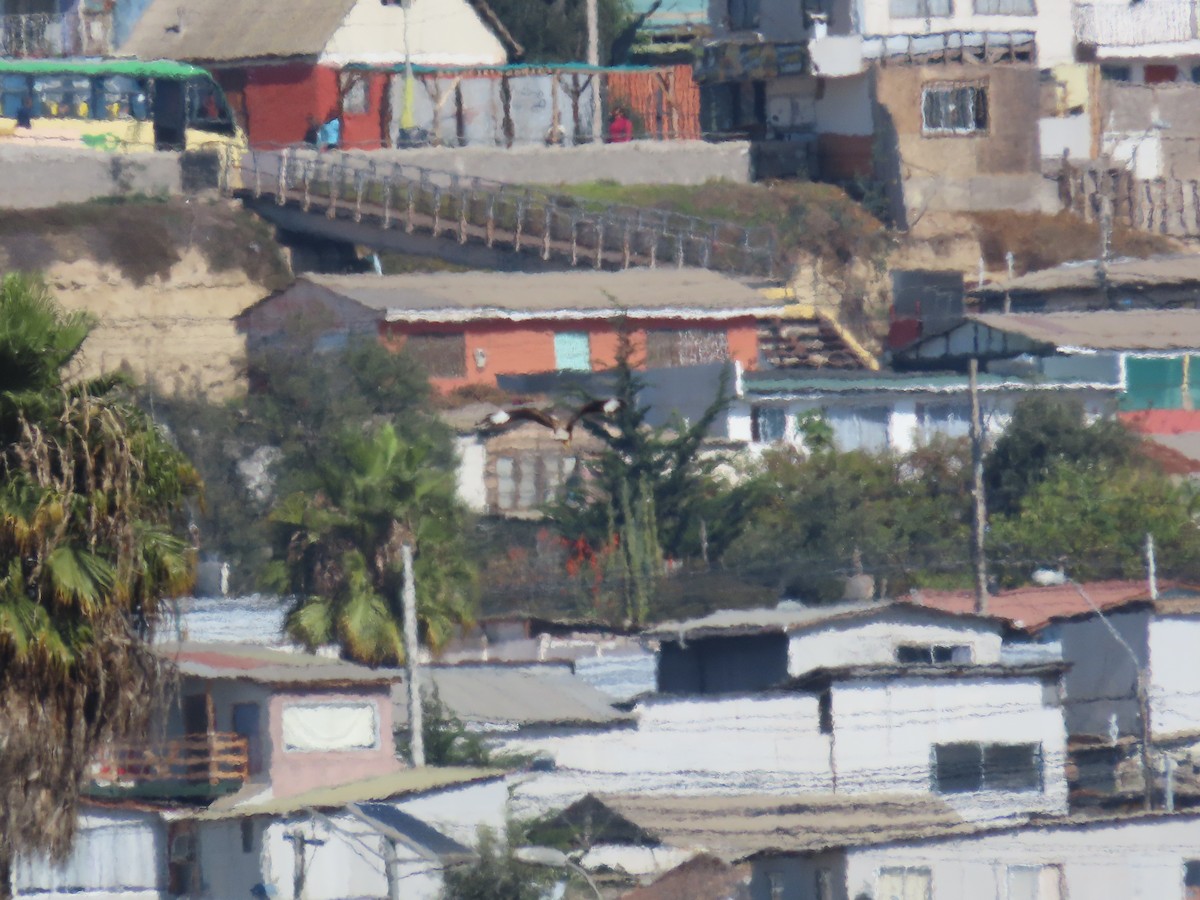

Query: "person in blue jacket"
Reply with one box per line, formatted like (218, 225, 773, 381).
(317, 110, 341, 151)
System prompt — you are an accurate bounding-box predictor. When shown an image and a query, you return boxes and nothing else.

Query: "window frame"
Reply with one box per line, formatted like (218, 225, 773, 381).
(895, 644, 974, 664)
(973, 0, 1035, 15)
(401, 331, 467, 379)
(889, 0, 952, 18)
(280, 700, 380, 753)
(932, 741, 1044, 794)
(921, 81, 989, 136)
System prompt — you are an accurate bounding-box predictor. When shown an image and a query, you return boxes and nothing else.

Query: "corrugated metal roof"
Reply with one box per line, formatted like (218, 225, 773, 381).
(569, 793, 994, 860)
(969, 310, 1200, 352)
(909, 580, 1200, 632)
(974, 255, 1200, 296)
(746, 369, 1117, 395)
(645, 601, 1000, 642)
(392, 665, 633, 728)
(299, 270, 780, 322)
(159, 642, 397, 686)
(192, 767, 501, 819)
(122, 0, 358, 62)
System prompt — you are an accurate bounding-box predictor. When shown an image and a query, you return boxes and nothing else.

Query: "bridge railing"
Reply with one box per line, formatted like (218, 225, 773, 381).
(230, 148, 778, 277)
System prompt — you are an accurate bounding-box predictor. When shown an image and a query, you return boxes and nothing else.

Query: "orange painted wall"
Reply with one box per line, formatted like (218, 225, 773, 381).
(241, 63, 323, 147)
(380, 315, 760, 393)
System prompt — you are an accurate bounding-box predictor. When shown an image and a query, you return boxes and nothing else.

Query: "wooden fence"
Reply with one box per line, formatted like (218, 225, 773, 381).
(1061, 164, 1200, 237)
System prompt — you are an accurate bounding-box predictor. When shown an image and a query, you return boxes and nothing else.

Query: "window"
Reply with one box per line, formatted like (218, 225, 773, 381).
(890, 0, 951, 17)
(818, 689, 833, 734)
(974, 0, 1034, 14)
(922, 83, 987, 135)
(728, 0, 762, 30)
(1008, 865, 1063, 900)
(1101, 65, 1132, 82)
(496, 457, 516, 510)
(402, 332, 466, 378)
(33, 74, 93, 119)
(877, 867, 932, 900)
(340, 74, 369, 115)
(186, 78, 234, 133)
(98, 75, 148, 121)
(491, 453, 579, 513)
(554, 331, 592, 371)
(933, 742, 1043, 793)
(644, 327, 728, 367)
(895, 644, 973, 664)
(240, 819, 255, 854)
(281, 702, 379, 752)
(751, 406, 788, 443)
(1185, 860, 1200, 900)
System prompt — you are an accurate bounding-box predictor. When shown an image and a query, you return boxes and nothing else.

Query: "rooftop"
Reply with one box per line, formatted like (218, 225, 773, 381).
(391, 665, 633, 729)
(974, 254, 1200, 297)
(298, 270, 781, 322)
(159, 642, 398, 687)
(745, 367, 1117, 395)
(195, 767, 502, 819)
(908, 580, 1200, 632)
(967, 310, 1200, 352)
(789, 661, 1068, 691)
(645, 601, 999, 642)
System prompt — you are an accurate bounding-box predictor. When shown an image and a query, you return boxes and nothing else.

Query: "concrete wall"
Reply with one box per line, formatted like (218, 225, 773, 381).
(1100, 82, 1200, 179)
(1149, 616, 1200, 741)
(0, 144, 182, 209)
(364, 140, 753, 185)
(320, 0, 507, 67)
(786, 616, 1005, 675)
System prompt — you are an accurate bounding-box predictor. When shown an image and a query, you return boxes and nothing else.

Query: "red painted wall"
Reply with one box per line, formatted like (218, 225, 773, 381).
(380, 315, 760, 394)
(231, 64, 386, 148)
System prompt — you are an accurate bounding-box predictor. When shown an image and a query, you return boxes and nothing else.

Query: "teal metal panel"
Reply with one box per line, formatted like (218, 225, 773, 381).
(554, 332, 591, 371)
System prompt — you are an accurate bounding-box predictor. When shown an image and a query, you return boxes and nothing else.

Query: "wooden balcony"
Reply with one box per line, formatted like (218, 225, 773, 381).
(86, 733, 249, 801)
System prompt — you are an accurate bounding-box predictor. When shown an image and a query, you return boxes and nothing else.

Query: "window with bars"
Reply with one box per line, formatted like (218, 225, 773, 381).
(402, 333, 466, 378)
(933, 742, 1043, 793)
(644, 328, 728, 367)
(492, 454, 578, 514)
(921, 83, 988, 135)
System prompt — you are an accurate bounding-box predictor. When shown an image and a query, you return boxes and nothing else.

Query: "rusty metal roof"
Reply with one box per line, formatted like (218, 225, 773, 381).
(159, 642, 398, 686)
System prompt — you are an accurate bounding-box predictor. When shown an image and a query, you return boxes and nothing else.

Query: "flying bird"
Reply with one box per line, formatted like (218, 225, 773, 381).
(477, 398, 623, 445)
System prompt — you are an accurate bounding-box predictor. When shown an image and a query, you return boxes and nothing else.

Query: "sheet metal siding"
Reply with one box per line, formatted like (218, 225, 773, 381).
(1148, 616, 1200, 739)
(15, 810, 166, 895)
(658, 633, 791, 694)
(1050, 609, 1149, 739)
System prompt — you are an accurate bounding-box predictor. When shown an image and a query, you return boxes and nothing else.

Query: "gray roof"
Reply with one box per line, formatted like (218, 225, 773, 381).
(790, 661, 1069, 690)
(160, 642, 398, 687)
(122, 0, 358, 62)
(969, 310, 1200, 352)
(974, 254, 1200, 296)
(300, 270, 780, 322)
(393, 665, 633, 728)
(645, 601, 1000, 642)
(571, 793, 1007, 861)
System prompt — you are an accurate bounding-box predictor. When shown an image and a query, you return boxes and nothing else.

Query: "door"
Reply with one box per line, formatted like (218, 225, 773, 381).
(232, 702, 262, 775)
(878, 867, 932, 900)
(152, 77, 186, 150)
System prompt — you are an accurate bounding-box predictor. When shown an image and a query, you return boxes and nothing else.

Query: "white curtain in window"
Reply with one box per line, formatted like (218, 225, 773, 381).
(282, 702, 377, 752)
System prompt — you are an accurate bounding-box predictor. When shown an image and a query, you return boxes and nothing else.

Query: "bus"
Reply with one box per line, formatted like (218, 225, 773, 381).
(0, 58, 245, 154)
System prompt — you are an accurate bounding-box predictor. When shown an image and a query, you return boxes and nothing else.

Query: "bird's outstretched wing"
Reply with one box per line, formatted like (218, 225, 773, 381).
(477, 407, 563, 432)
(565, 397, 624, 434)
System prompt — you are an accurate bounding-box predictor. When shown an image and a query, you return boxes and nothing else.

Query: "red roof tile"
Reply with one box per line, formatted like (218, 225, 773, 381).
(908, 580, 1162, 631)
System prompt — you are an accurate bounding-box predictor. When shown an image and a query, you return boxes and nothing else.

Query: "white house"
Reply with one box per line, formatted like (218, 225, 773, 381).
(507, 604, 1069, 822)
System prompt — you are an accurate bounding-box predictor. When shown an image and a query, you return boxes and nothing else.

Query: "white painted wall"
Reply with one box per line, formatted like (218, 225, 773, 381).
(14, 810, 166, 900)
(1150, 616, 1200, 740)
(396, 779, 510, 848)
(786, 618, 1005, 676)
(454, 435, 487, 513)
(816, 74, 875, 135)
(197, 819, 264, 899)
(837, 814, 1200, 900)
(320, 0, 508, 67)
(832, 677, 1069, 818)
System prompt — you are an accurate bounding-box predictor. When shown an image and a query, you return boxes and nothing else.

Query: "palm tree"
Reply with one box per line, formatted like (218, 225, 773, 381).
(267, 422, 475, 665)
(0, 274, 199, 896)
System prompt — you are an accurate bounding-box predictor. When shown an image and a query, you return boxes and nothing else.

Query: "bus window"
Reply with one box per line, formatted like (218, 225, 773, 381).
(33, 75, 92, 118)
(1, 74, 30, 119)
(98, 75, 148, 121)
(186, 79, 233, 135)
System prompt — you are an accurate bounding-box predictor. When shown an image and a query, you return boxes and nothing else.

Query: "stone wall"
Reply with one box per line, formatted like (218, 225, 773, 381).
(0, 144, 184, 209)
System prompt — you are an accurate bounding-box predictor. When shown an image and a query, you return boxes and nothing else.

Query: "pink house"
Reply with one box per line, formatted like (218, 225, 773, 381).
(90, 642, 405, 803)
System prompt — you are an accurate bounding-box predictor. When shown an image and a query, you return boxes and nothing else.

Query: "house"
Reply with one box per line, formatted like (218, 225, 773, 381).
(13, 642, 511, 899)
(120, 0, 518, 148)
(694, 0, 1057, 218)
(726, 366, 1120, 452)
(237, 270, 779, 394)
(894, 309, 1200, 431)
(507, 603, 1069, 821)
(750, 808, 1200, 900)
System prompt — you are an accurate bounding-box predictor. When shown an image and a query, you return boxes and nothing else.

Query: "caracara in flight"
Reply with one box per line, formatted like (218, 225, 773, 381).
(477, 398, 623, 445)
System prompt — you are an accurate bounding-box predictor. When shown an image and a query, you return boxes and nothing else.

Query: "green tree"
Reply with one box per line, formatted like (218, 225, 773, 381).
(441, 825, 555, 900)
(989, 461, 1200, 583)
(487, 0, 631, 64)
(0, 274, 198, 895)
(984, 395, 1139, 517)
(550, 333, 747, 624)
(266, 423, 474, 664)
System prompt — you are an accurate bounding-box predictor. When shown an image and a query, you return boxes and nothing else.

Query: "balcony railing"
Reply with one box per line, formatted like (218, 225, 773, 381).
(1074, 1, 1199, 47)
(87, 733, 249, 800)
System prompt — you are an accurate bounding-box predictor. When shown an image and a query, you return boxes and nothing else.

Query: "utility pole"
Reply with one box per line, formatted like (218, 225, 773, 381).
(1146, 532, 1158, 600)
(587, 0, 602, 142)
(969, 358, 988, 615)
(402, 542, 424, 767)
(1098, 193, 1113, 308)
